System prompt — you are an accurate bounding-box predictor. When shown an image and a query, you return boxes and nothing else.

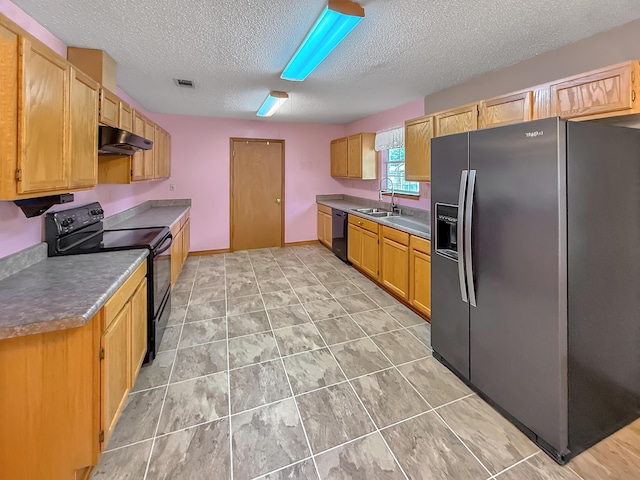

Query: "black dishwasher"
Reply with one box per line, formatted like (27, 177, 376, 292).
(331, 209, 348, 262)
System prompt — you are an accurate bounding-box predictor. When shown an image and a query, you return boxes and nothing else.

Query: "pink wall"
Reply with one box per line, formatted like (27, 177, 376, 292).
(140, 115, 344, 252)
(338, 98, 431, 210)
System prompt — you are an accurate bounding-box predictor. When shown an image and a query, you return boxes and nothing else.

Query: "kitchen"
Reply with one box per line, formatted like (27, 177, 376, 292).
(1, 0, 639, 479)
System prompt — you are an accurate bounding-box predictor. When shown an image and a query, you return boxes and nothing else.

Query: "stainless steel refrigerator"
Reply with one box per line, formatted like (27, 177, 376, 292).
(430, 117, 640, 463)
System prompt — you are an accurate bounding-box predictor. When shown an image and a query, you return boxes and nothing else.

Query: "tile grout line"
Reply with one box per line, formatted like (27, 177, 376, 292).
(292, 252, 412, 480)
(224, 254, 234, 480)
(488, 451, 539, 479)
(248, 250, 323, 480)
(141, 259, 194, 480)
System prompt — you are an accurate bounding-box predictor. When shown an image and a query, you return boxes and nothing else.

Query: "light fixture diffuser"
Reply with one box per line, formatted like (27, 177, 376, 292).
(256, 91, 289, 117)
(281, 0, 364, 81)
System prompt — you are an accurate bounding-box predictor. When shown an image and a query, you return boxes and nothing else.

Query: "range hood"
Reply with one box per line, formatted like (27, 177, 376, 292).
(98, 126, 152, 155)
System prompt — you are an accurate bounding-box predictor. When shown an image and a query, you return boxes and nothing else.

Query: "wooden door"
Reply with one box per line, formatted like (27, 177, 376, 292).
(231, 139, 284, 251)
(68, 68, 98, 189)
(99, 88, 119, 127)
(323, 213, 332, 248)
(130, 279, 147, 384)
(143, 118, 155, 179)
(480, 91, 532, 128)
(101, 305, 131, 448)
(347, 223, 361, 266)
(361, 229, 379, 280)
(347, 134, 362, 178)
(182, 218, 190, 262)
(410, 248, 431, 317)
(405, 116, 434, 182)
(18, 38, 69, 194)
(381, 237, 409, 299)
(434, 103, 478, 137)
(550, 63, 634, 119)
(131, 111, 146, 181)
(119, 101, 133, 131)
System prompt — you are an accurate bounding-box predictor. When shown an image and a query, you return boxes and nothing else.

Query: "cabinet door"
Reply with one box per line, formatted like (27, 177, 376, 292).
(347, 223, 361, 266)
(153, 125, 162, 179)
(182, 219, 190, 264)
(143, 118, 155, 180)
(18, 37, 69, 194)
(479, 91, 532, 129)
(323, 212, 333, 248)
(410, 248, 431, 317)
(119, 102, 133, 131)
(330, 138, 348, 177)
(381, 237, 409, 299)
(361, 229, 379, 280)
(434, 103, 478, 137)
(317, 209, 325, 244)
(131, 111, 146, 181)
(101, 305, 131, 448)
(171, 227, 183, 286)
(130, 278, 147, 384)
(550, 63, 635, 119)
(347, 134, 362, 178)
(99, 88, 119, 128)
(163, 130, 172, 178)
(68, 68, 98, 189)
(405, 116, 434, 182)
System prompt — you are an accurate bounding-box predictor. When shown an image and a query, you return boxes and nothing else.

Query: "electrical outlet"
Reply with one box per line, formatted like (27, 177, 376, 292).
(170, 184, 175, 191)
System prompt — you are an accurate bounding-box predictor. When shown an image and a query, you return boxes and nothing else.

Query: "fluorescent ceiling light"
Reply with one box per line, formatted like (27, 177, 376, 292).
(281, 0, 364, 81)
(256, 91, 289, 117)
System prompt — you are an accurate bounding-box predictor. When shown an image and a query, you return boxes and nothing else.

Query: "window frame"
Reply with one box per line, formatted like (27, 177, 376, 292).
(381, 147, 420, 197)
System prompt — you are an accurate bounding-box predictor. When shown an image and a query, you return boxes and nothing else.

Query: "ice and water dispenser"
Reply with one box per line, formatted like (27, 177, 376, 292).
(435, 203, 459, 261)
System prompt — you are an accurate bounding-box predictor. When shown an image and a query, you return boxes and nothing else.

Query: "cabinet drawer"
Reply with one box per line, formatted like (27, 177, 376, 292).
(317, 204, 332, 215)
(348, 215, 378, 234)
(103, 260, 146, 330)
(410, 235, 431, 255)
(382, 226, 409, 246)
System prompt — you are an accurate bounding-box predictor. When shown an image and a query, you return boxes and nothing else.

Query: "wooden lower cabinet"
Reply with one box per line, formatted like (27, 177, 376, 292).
(347, 223, 362, 267)
(380, 226, 409, 300)
(360, 229, 379, 279)
(0, 260, 147, 479)
(409, 236, 431, 317)
(317, 205, 332, 248)
(347, 215, 379, 280)
(171, 211, 191, 286)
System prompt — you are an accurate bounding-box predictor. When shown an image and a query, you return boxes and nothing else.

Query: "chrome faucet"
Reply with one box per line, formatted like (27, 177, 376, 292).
(379, 177, 400, 213)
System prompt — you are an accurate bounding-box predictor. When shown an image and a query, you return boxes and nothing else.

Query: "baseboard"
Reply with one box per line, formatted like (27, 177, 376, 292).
(284, 240, 320, 247)
(188, 249, 231, 256)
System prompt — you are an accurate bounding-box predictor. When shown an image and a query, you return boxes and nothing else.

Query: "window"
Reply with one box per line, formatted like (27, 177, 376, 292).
(384, 147, 419, 195)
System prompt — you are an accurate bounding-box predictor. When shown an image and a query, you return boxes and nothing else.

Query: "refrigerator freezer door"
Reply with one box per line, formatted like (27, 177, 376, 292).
(431, 132, 471, 380)
(469, 118, 568, 454)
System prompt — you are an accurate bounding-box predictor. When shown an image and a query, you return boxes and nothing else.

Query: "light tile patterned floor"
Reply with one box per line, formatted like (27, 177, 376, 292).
(91, 244, 640, 480)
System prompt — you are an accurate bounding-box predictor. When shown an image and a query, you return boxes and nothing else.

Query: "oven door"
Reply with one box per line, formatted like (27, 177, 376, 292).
(152, 233, 173, 316)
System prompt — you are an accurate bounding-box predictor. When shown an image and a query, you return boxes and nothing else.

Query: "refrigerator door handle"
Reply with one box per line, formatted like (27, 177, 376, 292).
(457, 170, 469, 303)
(465, 169, 477, 307)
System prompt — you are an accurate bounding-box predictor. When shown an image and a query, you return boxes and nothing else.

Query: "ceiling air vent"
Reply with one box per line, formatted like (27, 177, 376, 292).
(174, 78, 195, 88)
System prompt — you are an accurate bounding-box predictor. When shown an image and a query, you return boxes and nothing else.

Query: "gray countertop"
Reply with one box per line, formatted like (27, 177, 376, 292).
(317, 199, 431, 239)
(109, 205, 190, 230)
(0, 250, 148, 340)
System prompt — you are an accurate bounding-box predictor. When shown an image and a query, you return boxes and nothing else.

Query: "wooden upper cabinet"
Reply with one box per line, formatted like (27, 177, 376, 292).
(347, 134, 362, 178)
(479, 91, 533, 129)
(119, 101, 133, 131)
(550, 62, 640, 120)
(131, 111, 146, 181)
(68, 68, 99, 189)
(99, 87, 119, 127)
(143, 118, 155, 179)
(18, 37, 69, 195)
(404, 115, 434, 182)
(434, 103, 479, 137)
(330, 137, 348, 177)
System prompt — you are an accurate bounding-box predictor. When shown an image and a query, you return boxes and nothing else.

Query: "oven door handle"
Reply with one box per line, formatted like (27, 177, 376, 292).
(154, 234, 173, 255)
(56, 229, 104, 253)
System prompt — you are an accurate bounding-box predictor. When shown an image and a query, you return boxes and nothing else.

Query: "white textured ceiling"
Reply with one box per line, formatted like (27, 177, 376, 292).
(12, 0, 640, 124)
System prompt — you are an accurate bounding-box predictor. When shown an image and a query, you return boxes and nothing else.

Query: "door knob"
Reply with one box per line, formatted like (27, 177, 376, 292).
(276, 198, 281, 204)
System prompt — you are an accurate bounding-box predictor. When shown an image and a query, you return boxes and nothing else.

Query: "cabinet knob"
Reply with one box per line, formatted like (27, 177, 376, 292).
(358, 221, 363, 225)
(276, 198, 281, 204)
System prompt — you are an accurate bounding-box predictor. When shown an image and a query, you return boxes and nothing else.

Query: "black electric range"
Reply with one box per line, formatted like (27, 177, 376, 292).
(45, 202, 172, 363)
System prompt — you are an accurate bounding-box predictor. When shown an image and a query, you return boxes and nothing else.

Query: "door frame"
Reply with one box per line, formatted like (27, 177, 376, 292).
(229, 138, 285, 252)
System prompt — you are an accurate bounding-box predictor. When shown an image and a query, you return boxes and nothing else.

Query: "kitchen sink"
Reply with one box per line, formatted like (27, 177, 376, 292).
(353, 208, 388, 214)
(368, 211, 398, 218)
